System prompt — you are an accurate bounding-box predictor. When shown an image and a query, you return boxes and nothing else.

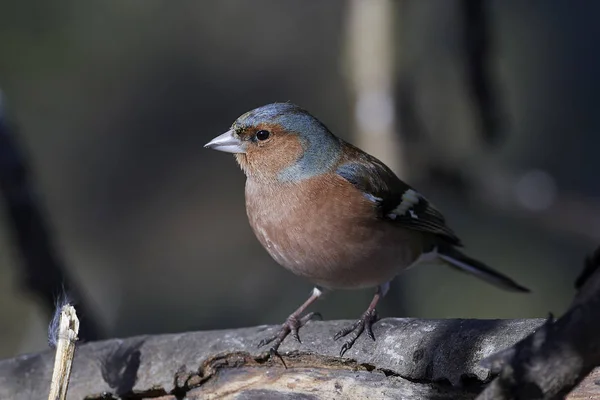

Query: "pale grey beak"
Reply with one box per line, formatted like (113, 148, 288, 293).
(204, 130, 246, 153)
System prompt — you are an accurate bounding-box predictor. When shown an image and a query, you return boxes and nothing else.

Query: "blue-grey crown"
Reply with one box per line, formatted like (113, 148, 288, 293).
(235, 102, 342, 182)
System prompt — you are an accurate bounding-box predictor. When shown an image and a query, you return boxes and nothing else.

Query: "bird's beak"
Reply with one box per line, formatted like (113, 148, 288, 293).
(204, 130, 246, 154)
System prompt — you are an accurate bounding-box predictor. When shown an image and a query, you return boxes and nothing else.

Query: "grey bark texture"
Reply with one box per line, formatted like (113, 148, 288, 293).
(1, 318, 598, 400)
(477, 247, 600, 400)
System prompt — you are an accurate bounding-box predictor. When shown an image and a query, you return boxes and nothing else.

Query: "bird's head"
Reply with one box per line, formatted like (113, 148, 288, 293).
(205, 103, 341, 183)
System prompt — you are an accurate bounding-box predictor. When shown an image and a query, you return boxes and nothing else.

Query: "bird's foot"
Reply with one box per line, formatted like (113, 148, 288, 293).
(258, 312, 322, 355)
(334, 308, 379, 357)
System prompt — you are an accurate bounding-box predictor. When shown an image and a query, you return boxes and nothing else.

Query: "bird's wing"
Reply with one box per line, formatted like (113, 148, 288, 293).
(335, 148, 462, 246)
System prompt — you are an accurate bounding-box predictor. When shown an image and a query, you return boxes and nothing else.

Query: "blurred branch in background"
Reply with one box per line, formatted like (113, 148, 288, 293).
(461, 0, 505, 147)
(471, 165, 600, 244)
(0, 91, 101, 342)
(344, 0, 411, 317)
(345, 0, 404, 177)
(397, 1, 600, 247)
(401, 0, 507, 183)
(394, 0, 507, 187)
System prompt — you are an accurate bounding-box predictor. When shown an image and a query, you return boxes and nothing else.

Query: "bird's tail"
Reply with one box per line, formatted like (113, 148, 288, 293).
(436, 244, 530, 293)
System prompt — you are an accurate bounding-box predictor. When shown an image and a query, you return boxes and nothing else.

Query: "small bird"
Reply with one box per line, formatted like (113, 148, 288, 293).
(205, 103, 529, 356)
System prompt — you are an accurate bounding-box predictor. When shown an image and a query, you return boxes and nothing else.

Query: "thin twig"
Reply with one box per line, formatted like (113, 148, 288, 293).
(48, 304, 79, 400)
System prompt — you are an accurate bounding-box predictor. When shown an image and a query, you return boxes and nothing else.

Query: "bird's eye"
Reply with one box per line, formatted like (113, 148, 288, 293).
(255, 130, 270, 141)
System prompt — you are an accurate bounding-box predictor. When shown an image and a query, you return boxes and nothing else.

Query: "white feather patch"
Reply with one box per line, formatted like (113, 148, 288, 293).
(312, 287, 323, 297)
(363, 193, 383, 203)
(390, 189, 420, 218)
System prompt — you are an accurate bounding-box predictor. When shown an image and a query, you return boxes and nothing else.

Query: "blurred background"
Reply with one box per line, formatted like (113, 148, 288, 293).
(1, 0, 599, 359)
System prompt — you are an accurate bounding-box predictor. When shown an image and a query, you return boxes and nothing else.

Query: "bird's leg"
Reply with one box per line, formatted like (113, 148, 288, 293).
(258, 287, 323, 354)
(334, 283, 389, 357)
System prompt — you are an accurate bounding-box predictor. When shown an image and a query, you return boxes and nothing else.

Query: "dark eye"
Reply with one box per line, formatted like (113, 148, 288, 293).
(255, 130, 270, 141)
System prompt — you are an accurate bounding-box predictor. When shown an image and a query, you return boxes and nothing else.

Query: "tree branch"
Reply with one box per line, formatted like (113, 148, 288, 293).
(477, 246, 600, 399)
(3, 245, 600, 399)
(0, 318, 576, 400)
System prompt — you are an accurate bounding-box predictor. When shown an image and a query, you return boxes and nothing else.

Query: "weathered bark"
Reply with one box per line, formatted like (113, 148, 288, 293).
(476, 247, 600, 400)
(2, 317, 598, 400)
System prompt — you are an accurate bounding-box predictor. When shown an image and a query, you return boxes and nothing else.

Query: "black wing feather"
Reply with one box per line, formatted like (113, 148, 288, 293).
(336, 149, 462, 246)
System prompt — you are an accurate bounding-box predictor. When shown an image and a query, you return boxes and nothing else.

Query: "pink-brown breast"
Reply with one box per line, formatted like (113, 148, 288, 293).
(245, 173, 425, 290)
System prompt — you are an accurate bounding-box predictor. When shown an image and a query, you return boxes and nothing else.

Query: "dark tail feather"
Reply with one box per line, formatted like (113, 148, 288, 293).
(437, 245, 530, 293)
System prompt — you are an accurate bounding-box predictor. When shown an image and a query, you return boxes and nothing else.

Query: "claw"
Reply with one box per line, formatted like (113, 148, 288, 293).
(334, 309, 379, 356)
(270, 347, 287, 369)
(291, 327, 301, 343)
(365, 316, 376, 341)
(334, 318, 361, 341)
(257, 311, 321, 354)
(340, 342, 351, 357)
(366, 325, 375, 341)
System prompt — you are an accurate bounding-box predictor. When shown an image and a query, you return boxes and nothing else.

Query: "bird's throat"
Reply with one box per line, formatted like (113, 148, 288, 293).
(234, 153, 251, 176)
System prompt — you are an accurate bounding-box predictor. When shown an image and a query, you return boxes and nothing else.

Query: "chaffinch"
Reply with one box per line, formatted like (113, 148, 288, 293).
(205, 102, 529, 356)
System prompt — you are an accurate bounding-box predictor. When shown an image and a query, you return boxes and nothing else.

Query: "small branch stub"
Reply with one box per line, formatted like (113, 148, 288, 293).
(48, 304, 79, 400)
